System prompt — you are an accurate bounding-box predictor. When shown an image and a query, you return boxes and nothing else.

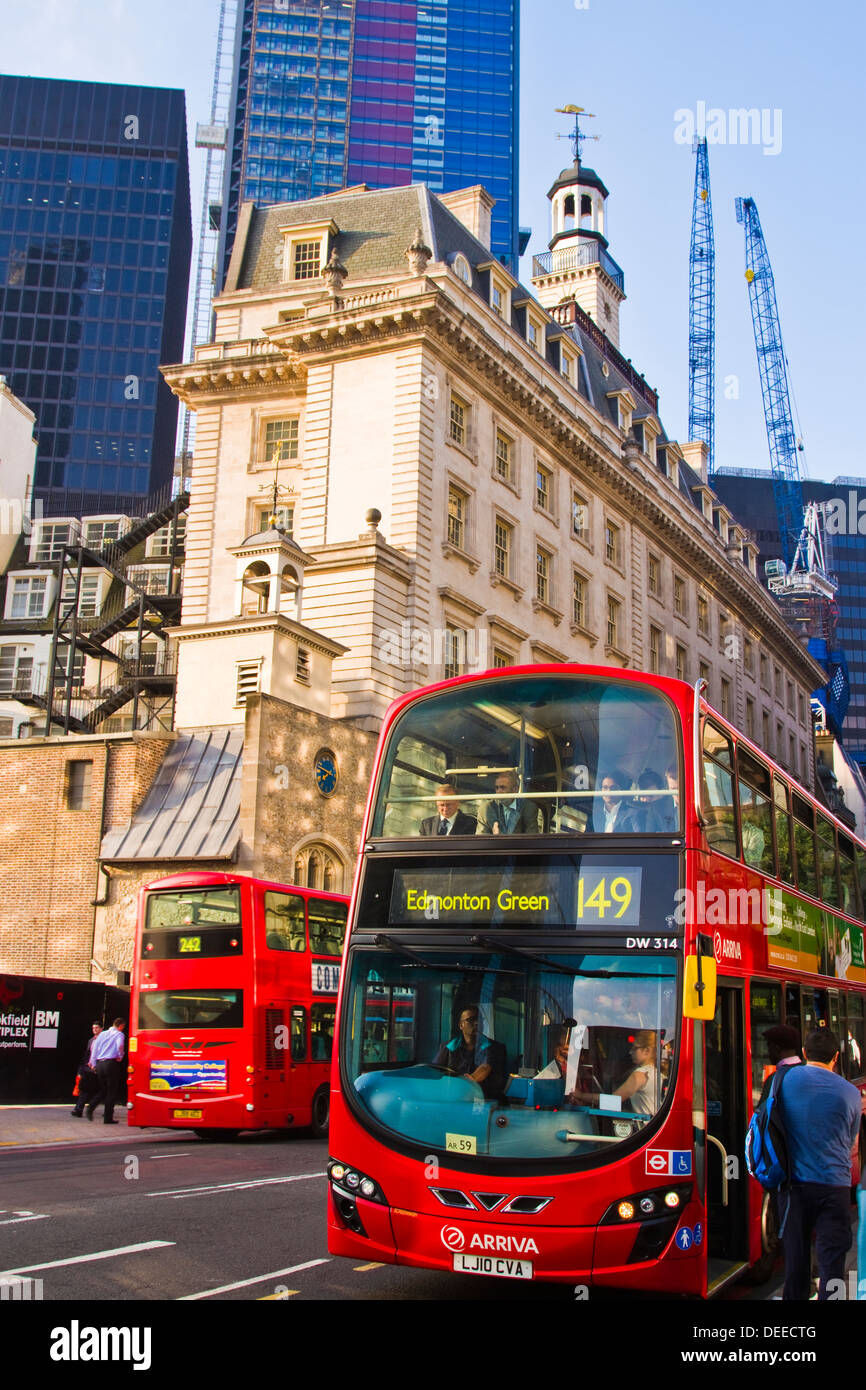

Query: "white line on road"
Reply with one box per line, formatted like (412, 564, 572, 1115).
(0, 1240, 175, 1276)
(179, 1258, 330, 1300)
(0, 1213, 50, 1226)
(150, 1153, 192, 1159)
(146, 1171, 326, 1199)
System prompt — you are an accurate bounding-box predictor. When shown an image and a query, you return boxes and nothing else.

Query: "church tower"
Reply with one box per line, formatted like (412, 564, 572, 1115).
(531, 108, 626, 348)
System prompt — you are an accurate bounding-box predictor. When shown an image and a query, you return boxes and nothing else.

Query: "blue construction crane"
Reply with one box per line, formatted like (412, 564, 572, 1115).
(688, 138, 715, 475)
(735, 196, 849, 736)
(734, 196, 804, 568)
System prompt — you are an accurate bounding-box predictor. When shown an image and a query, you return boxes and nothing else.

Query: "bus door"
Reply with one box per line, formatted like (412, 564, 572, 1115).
(705, 981, 749, 1273)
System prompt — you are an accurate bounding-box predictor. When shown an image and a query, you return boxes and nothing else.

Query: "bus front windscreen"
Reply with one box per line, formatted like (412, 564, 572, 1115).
(371, 674, 681, 838)
(342, 950, 677, 1162)
(143, 886, 242, 959)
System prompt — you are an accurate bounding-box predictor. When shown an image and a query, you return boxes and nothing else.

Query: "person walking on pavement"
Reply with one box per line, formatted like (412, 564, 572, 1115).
(779, 1028, 861, 1301)
(71, 1022, 102, 1117)
(86, 1018, 127, 1124)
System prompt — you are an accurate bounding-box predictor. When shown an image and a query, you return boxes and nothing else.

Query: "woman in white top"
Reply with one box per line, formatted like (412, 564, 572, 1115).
(615, 1030, 658, 1115)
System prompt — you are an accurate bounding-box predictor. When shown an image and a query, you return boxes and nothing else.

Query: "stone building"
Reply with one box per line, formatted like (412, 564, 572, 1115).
(164, 158, 823, 774)
(0, 152, 830, 982)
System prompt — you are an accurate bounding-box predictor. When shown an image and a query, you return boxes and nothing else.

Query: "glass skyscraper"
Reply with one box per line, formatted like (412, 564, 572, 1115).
(0, 76, 191, 513)
(219, 0, 519, 281)
(714, 469, 866, 771)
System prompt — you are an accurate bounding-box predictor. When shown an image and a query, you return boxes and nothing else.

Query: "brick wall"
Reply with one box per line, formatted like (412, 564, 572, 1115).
(0, 733, 172, 980)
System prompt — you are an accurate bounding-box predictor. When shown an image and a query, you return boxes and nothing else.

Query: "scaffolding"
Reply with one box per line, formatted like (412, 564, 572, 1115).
(180, 0, 240, 457)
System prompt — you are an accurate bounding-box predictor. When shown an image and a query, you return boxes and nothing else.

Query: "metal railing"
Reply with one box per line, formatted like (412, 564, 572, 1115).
(533, 241, 625, 292)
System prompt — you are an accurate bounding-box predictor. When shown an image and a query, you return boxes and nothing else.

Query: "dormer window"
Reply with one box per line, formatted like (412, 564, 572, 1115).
(452, 253, 472, 285)
(279, 220, 338, 284)
(491, 283, 504, 317)
(293, 240, 321, 280)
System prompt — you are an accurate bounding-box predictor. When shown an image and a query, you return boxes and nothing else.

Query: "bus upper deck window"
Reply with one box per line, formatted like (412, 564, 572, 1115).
(264, 892, 306, 952)
(701, 722, 738, 859)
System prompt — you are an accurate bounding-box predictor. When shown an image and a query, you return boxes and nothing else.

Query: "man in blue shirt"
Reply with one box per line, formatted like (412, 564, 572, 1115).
(86, 1018, 127, 1125)
(780, 1028, 861, 1300)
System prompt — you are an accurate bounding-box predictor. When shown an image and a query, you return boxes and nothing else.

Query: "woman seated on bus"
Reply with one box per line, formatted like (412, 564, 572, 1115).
(570, 1031, 660, 1115)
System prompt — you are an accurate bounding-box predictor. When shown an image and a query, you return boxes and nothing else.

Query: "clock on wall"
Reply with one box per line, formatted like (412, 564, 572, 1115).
(314, 747, 338, 797)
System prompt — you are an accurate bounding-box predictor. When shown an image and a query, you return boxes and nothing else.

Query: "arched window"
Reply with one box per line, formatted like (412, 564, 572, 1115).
(293, 844, 345, 894)
(307, 851, 320, 889)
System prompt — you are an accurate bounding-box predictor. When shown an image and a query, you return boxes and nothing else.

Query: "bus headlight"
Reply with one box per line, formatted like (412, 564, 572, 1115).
(601, 1185, 692, 1224)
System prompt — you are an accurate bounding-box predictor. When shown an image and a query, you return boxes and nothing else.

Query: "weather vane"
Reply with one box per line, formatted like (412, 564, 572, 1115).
(258, 439, 295, 529)
(555, 104, 600, 163)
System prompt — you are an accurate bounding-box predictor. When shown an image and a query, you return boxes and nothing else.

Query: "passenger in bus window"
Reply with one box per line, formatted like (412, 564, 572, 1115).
(592, 769, 640, 833)
(483, 771, 541, 835)
(612, 1031, 659, 1114)
(572, 1030, 660, 1114)
(419, 782, 477, 836)
(534, 1025, 570, 1081)
(741, 808, 766, 867)
(632, 770, 667, 832)
(433, 1005, 507, 1098)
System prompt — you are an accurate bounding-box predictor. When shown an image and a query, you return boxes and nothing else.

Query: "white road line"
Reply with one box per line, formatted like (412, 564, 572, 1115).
(146, 1171, 325, 1199)
(179, 1258, 330, 1300)
(0, 1240, 175, 1276)
(150, 1153, 191, 1159)
(0, 1214, 50, 1226)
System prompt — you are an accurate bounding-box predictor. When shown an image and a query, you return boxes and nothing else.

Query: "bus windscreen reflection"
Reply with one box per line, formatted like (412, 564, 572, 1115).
(344, 951, 677, 1161)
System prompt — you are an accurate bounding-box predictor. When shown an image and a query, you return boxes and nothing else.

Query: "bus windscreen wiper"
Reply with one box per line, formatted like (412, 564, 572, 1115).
(372, 934, 487, 972)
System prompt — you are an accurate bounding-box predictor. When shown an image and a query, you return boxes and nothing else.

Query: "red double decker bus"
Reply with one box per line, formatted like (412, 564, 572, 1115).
(128, 872, 348, 1139)
(328, 665, 866, 1293)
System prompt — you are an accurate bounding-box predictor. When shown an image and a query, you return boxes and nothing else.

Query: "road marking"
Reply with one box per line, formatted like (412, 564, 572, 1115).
(0, 1212, 50, 1226)
(179, 1258, 330, 1300)
(147, 1171, 325, 1199)
(150, 1153, 192, 1159)
(258, 1290, 299, 1300)
(354, 1262, 384, 1272)
(0, 1240, 175, 1276)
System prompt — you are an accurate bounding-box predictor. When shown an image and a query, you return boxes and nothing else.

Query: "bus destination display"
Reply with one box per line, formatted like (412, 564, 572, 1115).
(389, 864, 644, 928)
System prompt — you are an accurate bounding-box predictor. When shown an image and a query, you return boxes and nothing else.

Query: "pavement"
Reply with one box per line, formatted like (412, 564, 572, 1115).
(0, 1103, 174, 1149)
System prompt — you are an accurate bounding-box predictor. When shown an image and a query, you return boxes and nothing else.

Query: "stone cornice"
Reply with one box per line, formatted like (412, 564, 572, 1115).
(162, 346, 306, 405)
(167, 614, 347, 660)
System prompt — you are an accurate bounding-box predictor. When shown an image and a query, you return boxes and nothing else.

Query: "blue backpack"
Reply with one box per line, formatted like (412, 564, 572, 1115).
(744, 1061, 805, 1191)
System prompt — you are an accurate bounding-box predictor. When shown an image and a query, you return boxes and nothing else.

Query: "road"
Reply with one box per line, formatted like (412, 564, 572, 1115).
(0, 1123, 801, 1304)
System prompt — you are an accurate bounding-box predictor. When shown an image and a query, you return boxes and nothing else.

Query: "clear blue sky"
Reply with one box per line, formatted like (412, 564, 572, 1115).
(5, 0, 864, 482)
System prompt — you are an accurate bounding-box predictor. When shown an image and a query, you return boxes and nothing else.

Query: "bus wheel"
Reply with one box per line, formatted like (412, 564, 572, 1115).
(193, 1129, 240, 1142)
(311, 1087, 329, 1139)
(744, 1191, 780, 1284)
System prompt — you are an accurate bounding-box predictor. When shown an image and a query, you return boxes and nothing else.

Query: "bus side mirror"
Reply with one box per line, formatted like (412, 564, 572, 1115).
(683, 936, 716, 1020)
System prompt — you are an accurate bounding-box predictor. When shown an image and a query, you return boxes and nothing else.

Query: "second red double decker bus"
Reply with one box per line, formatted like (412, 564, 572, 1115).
(128, 871, 348, 1138)
(327, 665, 866, 1294)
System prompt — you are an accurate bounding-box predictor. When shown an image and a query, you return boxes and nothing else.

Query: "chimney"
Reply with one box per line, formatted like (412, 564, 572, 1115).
(439, 186, 495, 251)
(680, 440, 709, 483)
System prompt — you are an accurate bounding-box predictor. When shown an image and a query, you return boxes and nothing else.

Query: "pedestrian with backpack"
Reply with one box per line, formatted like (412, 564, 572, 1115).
(777, 1028, 860, 1301)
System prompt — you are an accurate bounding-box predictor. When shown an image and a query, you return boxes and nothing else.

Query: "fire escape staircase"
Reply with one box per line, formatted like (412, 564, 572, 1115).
(40, 494, 188, 735)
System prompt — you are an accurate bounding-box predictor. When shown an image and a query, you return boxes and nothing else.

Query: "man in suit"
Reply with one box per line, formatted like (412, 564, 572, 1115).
(592, 768, 640, 833)
(483, 771, 541, 835)
(419, 781, 477, 836)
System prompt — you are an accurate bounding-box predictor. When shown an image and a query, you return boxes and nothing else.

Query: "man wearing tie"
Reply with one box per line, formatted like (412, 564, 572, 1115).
(419, 781, 477, 836)
(483, 771, 541, 835)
